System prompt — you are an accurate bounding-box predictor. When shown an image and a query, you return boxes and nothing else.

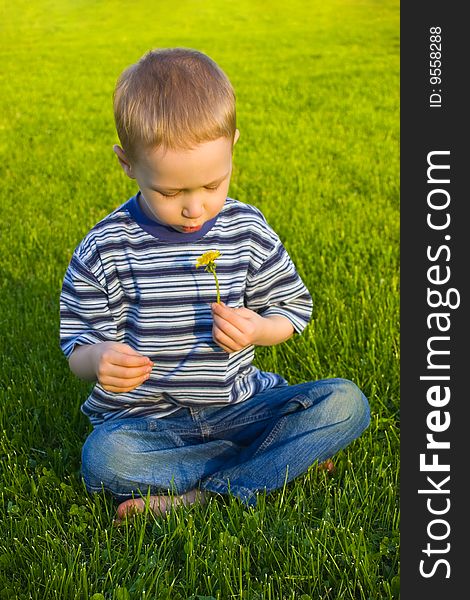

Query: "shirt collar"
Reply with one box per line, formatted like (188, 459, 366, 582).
(126, 191, 221, 242)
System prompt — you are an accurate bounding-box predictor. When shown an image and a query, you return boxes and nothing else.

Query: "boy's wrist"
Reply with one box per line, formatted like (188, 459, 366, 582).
(69, 343, 100, 381)
(254, 314, 294, 347)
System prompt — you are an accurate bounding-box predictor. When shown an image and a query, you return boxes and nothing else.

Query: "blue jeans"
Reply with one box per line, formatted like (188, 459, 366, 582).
(81, 378, 370, 506)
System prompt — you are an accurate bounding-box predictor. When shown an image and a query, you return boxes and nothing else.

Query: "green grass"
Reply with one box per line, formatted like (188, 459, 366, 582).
(0, 0, 399, 598)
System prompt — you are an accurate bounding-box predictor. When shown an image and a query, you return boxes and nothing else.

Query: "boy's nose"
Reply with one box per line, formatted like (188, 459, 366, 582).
(182, 196, 203, 219)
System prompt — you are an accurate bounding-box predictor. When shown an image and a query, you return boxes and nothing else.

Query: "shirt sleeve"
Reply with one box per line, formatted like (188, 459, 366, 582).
(59, 252, 117, 359)
(244, 240, 313, 334)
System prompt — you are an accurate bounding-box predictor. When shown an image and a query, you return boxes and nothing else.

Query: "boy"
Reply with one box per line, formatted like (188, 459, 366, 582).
(60, 47, 370, 522)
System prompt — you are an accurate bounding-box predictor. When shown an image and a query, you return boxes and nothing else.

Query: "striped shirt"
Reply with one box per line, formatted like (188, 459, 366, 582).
(60, 194, 313, 425)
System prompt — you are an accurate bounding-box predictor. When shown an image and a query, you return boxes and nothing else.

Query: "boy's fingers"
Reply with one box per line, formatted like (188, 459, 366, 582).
(212, 332, 236, 353)
(212, 315, 244, 345)
(111, 342, 145, 356)
(117, 352, 153, 368)
(212, 302, 229, 314)
(106, 348, 153, 368)
(212, 303, 247, 330)
(104, 363, 152, 380)
(216, 338, 238, 354)
(101, 374, 150, 393)
(110, 343, 153, 362)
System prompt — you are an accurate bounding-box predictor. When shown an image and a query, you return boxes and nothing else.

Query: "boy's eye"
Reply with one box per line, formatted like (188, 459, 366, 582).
(158, 190, 179, 197)
(156, 184, 220, 197)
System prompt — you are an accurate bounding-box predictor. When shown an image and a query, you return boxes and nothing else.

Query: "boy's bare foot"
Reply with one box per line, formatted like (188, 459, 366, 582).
(114, 489, 206, 524)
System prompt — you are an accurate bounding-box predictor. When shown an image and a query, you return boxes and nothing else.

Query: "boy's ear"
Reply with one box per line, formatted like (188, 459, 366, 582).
(113, 144, 135, 179)
(233, 129, 240, 146)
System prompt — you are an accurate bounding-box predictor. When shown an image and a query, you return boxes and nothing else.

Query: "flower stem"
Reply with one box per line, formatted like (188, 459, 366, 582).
(207, 264, 220, 303)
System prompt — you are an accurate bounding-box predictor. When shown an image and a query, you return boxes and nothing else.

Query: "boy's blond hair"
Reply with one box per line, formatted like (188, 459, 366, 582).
(113, 47, 236, 161)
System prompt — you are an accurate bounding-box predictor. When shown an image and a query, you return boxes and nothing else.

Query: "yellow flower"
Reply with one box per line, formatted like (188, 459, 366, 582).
(195, 250, 221, 269)
(195, 250, 221, 303)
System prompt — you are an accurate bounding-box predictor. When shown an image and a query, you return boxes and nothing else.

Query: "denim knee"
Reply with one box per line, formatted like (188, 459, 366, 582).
(303, 378, 370, 434)
(81, 422, 141, 495)
(328, 378, 370, 434)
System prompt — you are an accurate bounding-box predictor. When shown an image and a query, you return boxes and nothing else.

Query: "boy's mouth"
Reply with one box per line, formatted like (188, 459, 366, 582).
(180, 225, 202, 233)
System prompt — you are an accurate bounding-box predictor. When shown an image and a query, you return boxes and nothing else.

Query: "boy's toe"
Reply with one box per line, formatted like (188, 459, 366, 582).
(319, 459, 335, 473)
(115, 497, 145, 522)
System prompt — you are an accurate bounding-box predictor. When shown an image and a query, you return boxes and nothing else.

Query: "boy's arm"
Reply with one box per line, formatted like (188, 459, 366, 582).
(243, 234, 313, 339)
(69, 342, 154, 393)
(211, 302, 294, 354)
(61, 253, 152, 393)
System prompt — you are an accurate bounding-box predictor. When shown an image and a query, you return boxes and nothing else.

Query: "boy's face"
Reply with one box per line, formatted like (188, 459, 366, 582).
(114, 132, 239, 234)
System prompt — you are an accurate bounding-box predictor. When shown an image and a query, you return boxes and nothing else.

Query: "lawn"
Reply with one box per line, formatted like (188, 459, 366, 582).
(0, 1, 400, 598)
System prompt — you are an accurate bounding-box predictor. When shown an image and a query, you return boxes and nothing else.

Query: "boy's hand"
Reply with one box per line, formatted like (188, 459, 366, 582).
(94, 342, 154, 393)
(69, 342, 153, 393)
(211, 302, 268, 353)
(211, 302, 295, 353)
